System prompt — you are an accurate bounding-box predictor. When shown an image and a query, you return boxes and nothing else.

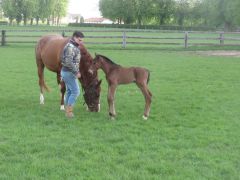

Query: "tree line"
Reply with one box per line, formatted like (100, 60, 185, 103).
(99, 0, 240, 30)
(1, 0, 240, 30)
(1, 0, 68, 25)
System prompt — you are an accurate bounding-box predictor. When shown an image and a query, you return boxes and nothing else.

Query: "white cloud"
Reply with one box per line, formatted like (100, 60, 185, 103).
(68, 0, 101, 18)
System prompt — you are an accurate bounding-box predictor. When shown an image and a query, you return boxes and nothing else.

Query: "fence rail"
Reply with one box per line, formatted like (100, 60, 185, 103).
(1, 29, 240, 48)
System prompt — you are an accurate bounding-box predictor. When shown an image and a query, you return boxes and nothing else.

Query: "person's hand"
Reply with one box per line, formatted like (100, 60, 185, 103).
(76, 72, 81, 78)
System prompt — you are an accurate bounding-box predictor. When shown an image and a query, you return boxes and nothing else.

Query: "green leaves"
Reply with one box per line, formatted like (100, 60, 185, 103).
(99, 0, 240, 29)
(2, 0, 68, 25)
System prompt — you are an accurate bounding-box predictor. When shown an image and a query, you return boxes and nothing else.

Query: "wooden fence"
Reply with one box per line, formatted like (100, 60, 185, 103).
(1, 29, 240, 48)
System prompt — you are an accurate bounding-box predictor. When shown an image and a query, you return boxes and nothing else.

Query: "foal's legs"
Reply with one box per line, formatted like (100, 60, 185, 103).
(108, 84, 117, 119)
(136, 82, 152, 120)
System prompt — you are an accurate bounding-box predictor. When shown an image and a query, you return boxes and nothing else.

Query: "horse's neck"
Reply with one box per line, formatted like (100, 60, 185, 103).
(100, 61, 115, 75)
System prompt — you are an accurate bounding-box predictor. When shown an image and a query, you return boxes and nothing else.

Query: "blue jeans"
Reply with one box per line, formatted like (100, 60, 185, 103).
(61, 70, 80, 106)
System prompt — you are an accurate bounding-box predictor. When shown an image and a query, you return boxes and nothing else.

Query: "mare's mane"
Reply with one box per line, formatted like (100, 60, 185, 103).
(79, 44, 92, 60)
(97, 54, 120, 67)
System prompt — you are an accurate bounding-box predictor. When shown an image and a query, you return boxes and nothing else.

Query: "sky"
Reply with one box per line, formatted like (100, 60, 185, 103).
(68, 0, 101, 18)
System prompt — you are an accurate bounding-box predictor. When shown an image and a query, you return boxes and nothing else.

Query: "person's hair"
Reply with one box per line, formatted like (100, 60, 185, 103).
(72, 31, 84, 38)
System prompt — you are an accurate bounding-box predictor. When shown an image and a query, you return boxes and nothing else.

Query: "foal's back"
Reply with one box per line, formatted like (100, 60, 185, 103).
(110, 66, 149, 85)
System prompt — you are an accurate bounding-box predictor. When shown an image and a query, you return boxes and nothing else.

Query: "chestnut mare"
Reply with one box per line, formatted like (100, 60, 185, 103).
(35, 35, 101, 112)
(90, 54, 152, 120)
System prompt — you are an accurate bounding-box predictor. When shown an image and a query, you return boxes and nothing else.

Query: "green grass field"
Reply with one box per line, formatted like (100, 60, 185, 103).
(0, 38, 240, 179)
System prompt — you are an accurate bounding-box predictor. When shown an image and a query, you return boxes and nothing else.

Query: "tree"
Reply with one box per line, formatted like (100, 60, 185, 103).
(2, 0, 17, 24)
(152, 0, 175, 25)
(99, 0, 122, 23)
(53, 0, 68, 25)
(121, 0, 135, 24)
(0, 0, 3, 20)
(38, 0, 56, 25)
(223, 0, 240, 30)
(200, 0, 240, 30)
(174, 0, 190, 26)
(134, 0, 153, 25)
(22, 0, 37, 25)
(80, 16, 84, 23)
(99, 0, 136, 24)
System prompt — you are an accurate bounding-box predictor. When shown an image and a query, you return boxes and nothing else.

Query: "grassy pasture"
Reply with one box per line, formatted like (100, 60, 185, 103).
(0, 27, 240, 179)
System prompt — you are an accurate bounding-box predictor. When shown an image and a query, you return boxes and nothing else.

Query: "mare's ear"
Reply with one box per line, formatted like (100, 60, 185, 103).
(95, 52, 97, 57)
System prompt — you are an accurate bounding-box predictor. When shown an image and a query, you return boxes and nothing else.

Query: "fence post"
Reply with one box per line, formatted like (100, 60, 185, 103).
(220, 32, 224, 45)
(122, 31, 126, 48)
(62, 30, 65, 37)
(184, 31, 188, 48)
(1, 30, 6, 46)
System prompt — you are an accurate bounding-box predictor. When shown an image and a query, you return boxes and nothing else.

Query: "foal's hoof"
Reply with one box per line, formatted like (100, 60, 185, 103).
(142, 115, 148, 120)
(109, 112, 116, 120)
(60, 105, 65, 111)
(110, 116, 115, 120)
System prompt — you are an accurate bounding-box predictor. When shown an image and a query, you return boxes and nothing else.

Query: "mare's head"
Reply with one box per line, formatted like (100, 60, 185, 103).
(83, 78, 102, 112)
(79, 44, 102, 112)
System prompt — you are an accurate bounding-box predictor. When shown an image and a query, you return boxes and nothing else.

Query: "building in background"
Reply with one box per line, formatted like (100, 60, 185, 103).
(84, 17, 113, 24)
(61, 13, 83, 24)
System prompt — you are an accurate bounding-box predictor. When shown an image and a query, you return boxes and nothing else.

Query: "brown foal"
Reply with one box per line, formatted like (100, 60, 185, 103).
(90, 54, 152, 120)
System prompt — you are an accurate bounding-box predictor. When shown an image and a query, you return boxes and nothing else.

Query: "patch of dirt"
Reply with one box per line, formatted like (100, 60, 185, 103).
(196, 50, 240, 57)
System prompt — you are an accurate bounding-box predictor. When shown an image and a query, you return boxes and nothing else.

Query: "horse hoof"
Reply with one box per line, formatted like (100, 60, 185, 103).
(98, 104, 101, 112)
(142, 115, 148, 120)
(60, 105, 65, 110)
(109, 112, 116, 120)
(110, 116, 115, 120)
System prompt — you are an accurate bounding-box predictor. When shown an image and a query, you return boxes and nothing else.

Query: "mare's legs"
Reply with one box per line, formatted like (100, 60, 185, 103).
(36, 58, 45, 104)
(108, 84, 117, 119)
(57, 72, 66, 110)
(136, 82, 152, 120)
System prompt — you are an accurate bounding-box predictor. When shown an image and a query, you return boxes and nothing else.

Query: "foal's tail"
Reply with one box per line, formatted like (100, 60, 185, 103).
(147, 69, 150, 84)
(146, 69, 152, 97)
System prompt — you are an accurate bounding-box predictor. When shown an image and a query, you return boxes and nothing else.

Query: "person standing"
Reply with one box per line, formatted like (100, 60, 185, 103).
(61, 31, 84, 118)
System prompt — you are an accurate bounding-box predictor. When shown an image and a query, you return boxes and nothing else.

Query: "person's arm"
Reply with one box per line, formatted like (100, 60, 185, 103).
(63, 46, 79, 76)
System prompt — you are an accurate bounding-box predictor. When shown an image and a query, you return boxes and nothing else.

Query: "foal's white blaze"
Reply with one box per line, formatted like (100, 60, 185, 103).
(60, 105, 65, 110)
(40, 93, 44, 104)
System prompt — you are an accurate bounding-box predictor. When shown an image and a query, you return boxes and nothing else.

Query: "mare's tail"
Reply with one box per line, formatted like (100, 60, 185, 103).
(35, 44, 50, 93)
(37, 64, 50, 93)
